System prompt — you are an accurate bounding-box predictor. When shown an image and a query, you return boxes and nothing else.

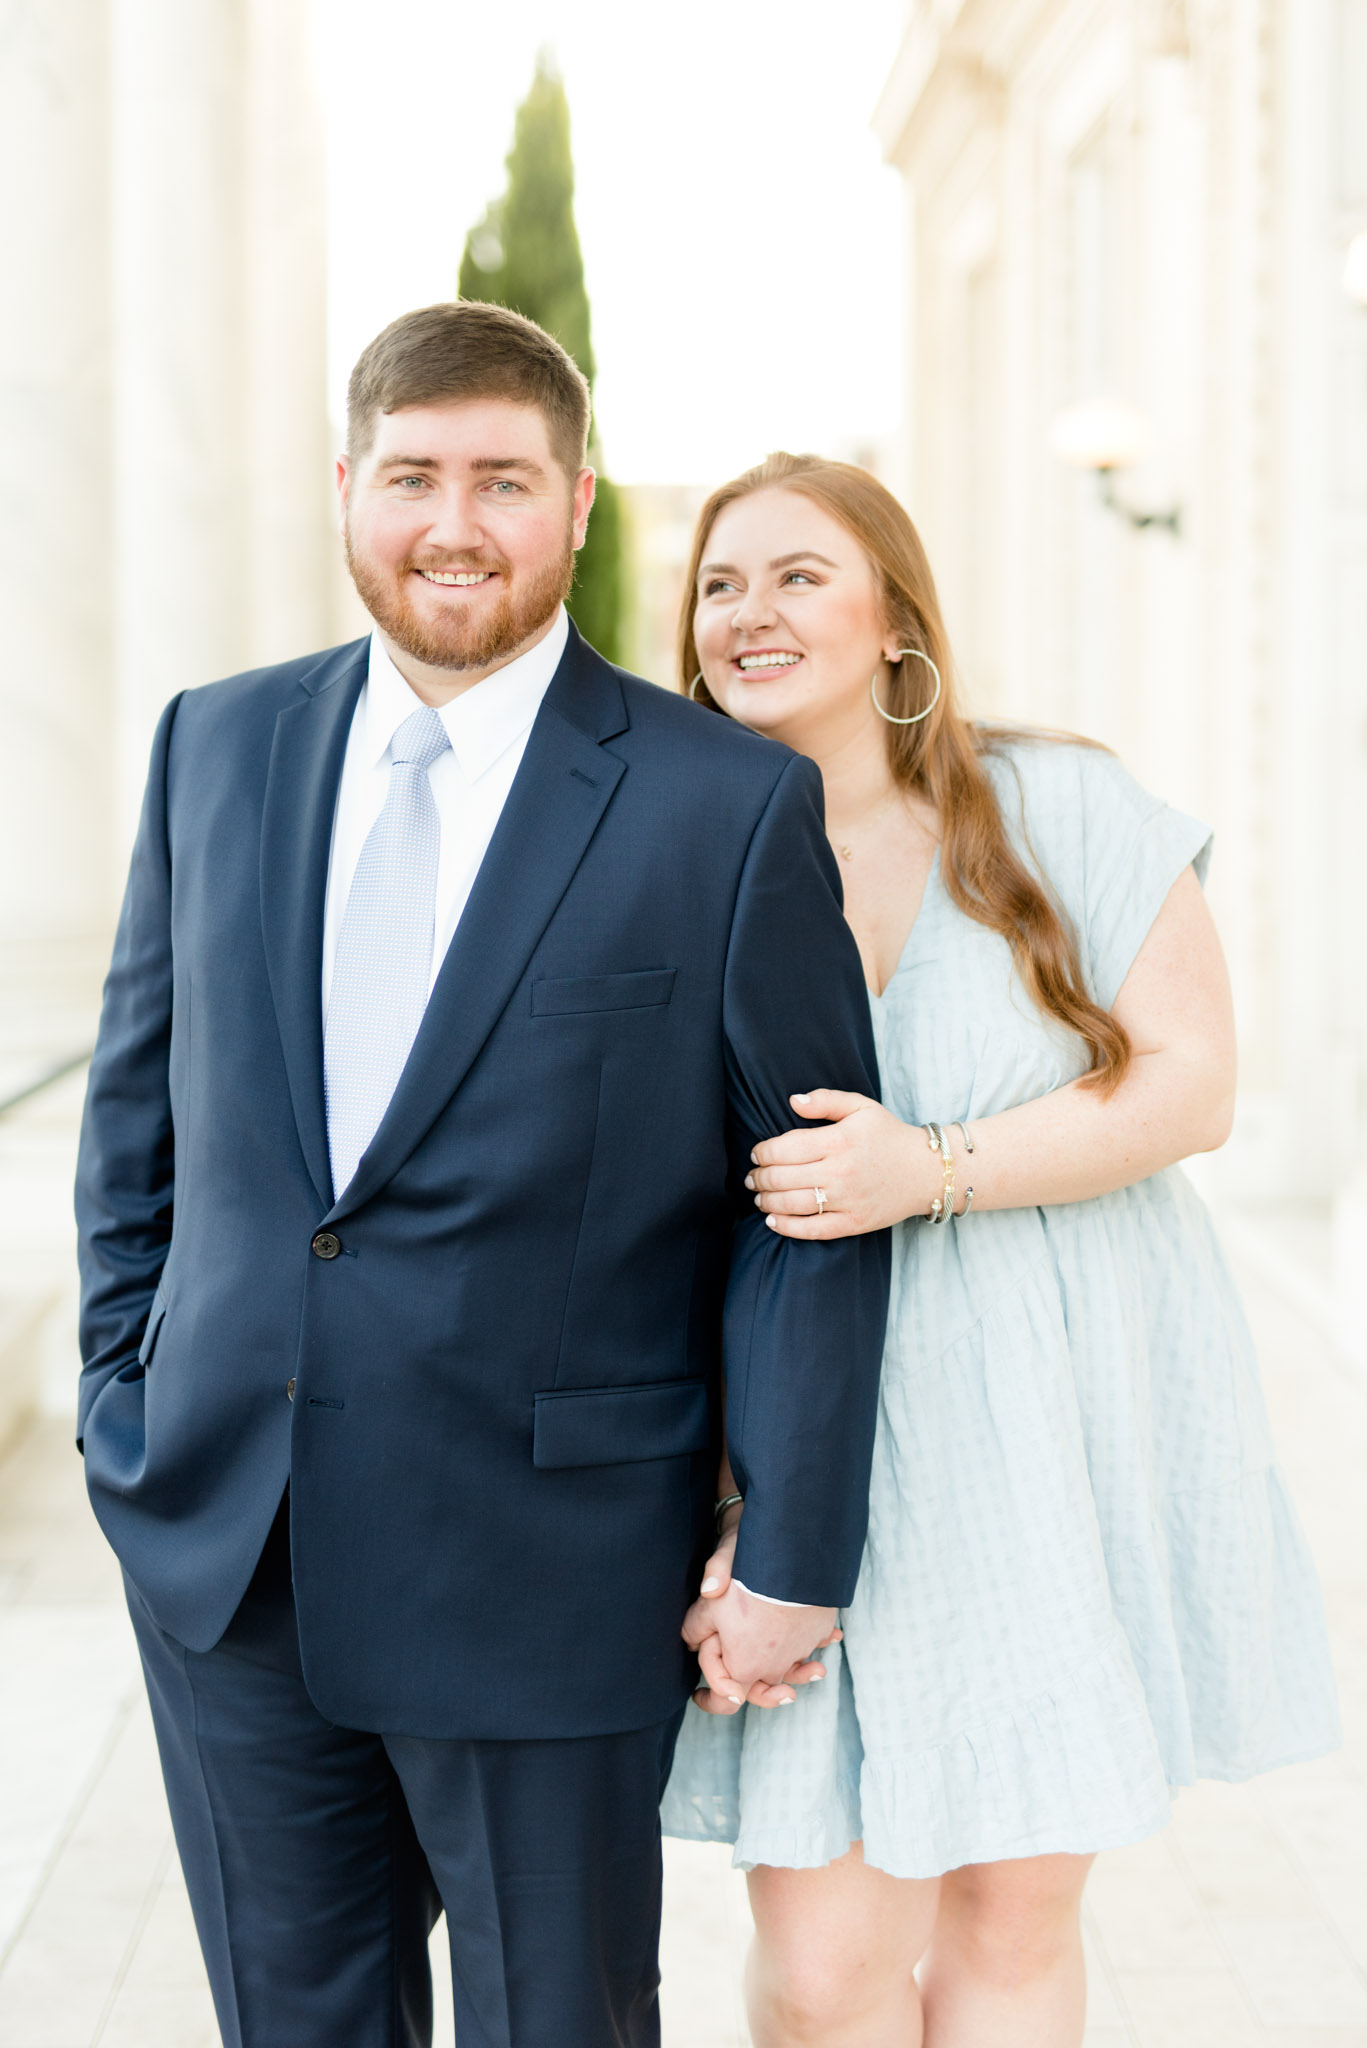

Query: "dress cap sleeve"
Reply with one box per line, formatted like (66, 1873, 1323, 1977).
(1073, 747, 1212, 1009)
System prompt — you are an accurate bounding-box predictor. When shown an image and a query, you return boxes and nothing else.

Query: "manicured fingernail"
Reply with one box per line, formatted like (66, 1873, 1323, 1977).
(808, 1672, 825, 1681)
(701, 1577, 720, 1593)
(793, 1092, 811, 1103)
(778, 1696, 794, 1706)
(766, 1216, 778, 1229)
(750, 1150, 758, 1164)
(727, 1694, 743, 1704)
(744, 1173, 755, 1191)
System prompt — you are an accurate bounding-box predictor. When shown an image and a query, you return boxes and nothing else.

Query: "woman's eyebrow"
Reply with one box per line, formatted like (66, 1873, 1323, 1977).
(698, 551, 838, 576)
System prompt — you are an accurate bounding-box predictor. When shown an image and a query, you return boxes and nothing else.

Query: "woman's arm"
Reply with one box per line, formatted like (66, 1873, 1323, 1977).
(749, 867, 1236, 1237)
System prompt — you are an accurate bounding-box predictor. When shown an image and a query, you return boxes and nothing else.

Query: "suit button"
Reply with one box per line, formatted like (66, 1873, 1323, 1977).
(311, 1231, 342, 1260)
(286, 1377, 296, 1401)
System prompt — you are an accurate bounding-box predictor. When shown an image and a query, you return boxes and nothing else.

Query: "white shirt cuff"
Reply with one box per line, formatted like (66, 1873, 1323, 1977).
(732, 1578, 809, 1609)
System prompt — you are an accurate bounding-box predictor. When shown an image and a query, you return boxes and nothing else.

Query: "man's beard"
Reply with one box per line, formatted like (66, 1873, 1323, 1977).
(345, 527, 575, 672)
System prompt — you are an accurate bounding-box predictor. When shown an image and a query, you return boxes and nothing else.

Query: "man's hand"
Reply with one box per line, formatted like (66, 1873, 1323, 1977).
(682, 1519, 840, 1716)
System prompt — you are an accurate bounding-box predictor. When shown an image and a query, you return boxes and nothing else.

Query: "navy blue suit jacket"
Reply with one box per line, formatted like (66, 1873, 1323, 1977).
(76, 624, 890, 1739)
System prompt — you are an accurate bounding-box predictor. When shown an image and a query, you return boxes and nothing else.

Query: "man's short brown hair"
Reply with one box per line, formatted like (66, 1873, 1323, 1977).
(346, 301, 591, 478)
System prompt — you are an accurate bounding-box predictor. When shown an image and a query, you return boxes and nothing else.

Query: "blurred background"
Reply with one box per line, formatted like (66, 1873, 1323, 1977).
(1, 4, 1366, 2044)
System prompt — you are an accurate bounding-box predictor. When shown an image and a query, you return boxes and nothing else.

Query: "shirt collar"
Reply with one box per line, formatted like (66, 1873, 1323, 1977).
(362, 606, 570, 782)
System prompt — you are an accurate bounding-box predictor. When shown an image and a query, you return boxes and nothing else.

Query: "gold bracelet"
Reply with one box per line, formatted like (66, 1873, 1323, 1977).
(923, 1122, 955, 1224)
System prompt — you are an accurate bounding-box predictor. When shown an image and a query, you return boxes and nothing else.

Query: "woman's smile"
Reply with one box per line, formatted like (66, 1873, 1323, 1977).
(731, 647, 805, 677)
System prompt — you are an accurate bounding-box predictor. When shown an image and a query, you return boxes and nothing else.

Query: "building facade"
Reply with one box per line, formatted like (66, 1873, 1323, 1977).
(0, 1, 336, 1441)
(0, 0, 334, 971)
(875, 0, 1367, 1336)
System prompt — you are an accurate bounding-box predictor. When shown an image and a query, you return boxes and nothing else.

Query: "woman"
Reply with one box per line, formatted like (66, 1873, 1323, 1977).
(660, 453, 1339, 2048)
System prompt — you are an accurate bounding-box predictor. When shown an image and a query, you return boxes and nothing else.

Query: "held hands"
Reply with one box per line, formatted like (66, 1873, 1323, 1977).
(682, 1515, 841, 1716)
(683, 1089, 917, 1711)
(745, 1089, 935, 1239)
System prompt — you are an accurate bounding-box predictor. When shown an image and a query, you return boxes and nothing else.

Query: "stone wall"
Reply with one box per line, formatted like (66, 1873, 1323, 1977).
(874, 0, 1367, 1293)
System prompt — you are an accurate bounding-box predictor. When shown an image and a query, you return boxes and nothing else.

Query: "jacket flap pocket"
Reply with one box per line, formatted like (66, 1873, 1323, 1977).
(531, 968, 677, 1016)
(533, 1379, 710, 1469)
(137, 1286, 169, 1368)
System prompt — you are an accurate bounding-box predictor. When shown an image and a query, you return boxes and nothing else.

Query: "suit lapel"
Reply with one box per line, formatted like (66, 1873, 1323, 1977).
(327, 628, 629, 1224)
(260, 640, 369, 1211)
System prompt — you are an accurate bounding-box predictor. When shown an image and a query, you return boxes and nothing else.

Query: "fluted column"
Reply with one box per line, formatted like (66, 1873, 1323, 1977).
(243, 0, 334, 665)
(111, 0, 332, 850)
(0, 1, 112, 952)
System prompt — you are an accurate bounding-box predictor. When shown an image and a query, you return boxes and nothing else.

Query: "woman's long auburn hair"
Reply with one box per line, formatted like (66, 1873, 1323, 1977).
(677, 452, 1131, 1092)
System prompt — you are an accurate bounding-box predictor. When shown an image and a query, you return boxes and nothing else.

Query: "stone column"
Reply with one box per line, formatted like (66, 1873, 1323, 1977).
(243, 0, 335, 667)
(110, 0, 332, 852)
(0, 2, 113, 956)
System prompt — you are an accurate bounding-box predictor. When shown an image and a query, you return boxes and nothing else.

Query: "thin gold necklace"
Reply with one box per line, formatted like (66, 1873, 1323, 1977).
(833, 786, 903, 862)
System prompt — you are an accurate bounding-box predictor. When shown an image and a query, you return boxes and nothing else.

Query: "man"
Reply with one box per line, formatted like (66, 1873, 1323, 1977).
(76, 301, 889, 2047)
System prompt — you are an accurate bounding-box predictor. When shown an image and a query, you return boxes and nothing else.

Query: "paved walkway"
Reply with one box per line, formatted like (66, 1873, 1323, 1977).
(0, 1063, 1363, 2043)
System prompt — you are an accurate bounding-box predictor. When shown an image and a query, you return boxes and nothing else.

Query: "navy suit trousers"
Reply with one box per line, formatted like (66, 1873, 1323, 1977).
(127, 1498, 684, 2048)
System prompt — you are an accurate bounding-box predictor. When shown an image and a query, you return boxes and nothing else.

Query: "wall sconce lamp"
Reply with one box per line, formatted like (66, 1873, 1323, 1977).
(1344, 231, 1367, 307)
(1050, 398, 1182, 537)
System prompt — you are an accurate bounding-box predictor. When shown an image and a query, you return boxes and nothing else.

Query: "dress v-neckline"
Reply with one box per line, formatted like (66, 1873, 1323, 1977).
(867, 847, 941, 1003)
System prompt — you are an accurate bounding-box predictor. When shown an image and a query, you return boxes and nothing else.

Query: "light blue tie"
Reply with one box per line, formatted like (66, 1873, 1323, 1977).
(324, 704, 452, 1197)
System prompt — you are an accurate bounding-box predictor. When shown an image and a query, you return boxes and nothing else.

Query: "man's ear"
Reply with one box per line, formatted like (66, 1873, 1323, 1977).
(336, 454, 352, 539)
(571, 467, 597, 550)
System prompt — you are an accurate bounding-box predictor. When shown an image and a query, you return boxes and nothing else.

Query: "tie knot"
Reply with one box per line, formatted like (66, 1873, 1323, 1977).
(390, 705, 451, 772)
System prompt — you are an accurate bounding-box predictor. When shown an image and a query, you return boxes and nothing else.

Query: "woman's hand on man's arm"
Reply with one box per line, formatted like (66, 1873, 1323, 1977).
(744, 1092, 935, 1238)
(749, 865, 1237, 1239)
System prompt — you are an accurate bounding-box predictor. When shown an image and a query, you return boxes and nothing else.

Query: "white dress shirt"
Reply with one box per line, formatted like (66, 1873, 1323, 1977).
(321, 606, 569, 1021)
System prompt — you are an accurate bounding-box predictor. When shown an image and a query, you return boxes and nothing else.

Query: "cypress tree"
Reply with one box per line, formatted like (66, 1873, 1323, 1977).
(460, 55, 626, 663)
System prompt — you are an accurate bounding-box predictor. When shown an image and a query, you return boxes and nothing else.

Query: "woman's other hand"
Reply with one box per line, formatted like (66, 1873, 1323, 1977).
(682, 1518, 841, 1714)
(745, 1090, 929, 1238)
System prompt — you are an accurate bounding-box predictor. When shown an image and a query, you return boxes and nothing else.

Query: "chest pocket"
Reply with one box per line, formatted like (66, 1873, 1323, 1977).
(531, 968, 676, 1016)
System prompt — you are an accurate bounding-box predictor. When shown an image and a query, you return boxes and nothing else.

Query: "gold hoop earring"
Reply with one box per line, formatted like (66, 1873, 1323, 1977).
(871, 648, 942, 726)
(689, 672, 705, 701)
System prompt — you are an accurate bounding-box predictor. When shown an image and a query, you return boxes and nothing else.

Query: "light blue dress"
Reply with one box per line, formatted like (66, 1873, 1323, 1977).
(662, 736, 1340, 1880)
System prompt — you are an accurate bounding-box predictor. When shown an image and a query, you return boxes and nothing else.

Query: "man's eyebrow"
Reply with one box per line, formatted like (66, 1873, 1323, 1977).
(371, 454, 548, 476)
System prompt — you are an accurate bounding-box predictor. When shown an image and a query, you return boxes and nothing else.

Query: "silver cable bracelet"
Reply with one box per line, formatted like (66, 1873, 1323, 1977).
(714, 1492, 744, 1535)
